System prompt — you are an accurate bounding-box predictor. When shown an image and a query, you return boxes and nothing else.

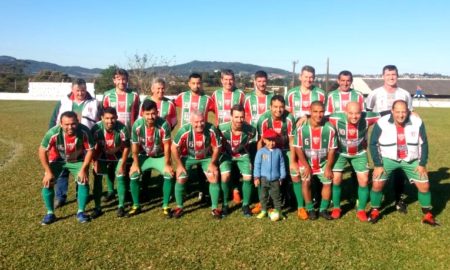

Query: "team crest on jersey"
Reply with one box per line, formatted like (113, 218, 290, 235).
(110, 101, 116, 107)
(339, 129, 346, 135)
(66, 142, 76, 151)
(348, 129, 356, 136)
(302, 101, 309, 107)
(191, 102, 198, 108)
(225, 100, 231, 106)
(232, 140, 240, 146)
(313, 137, 320, 145)
(147, 137, 154, 143)
(398, 134, 405, 141)
(273, 128, 281, 134)
(196, 141, 203, 147)
(258, 104, 265, 110)
(119, 101, 126, 108)
(106, 139, 114, 147)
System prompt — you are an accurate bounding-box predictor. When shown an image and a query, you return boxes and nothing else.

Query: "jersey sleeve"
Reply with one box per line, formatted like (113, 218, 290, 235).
(48, 101, 62, 129)
(161, 120, 172, 142)
(325, 95, 334, 116)
(130, 93, 140, 126)
(210, 125, 222, 148)
(328, 125, 338, 149)
(287, 114, 295, 137)
(293, 127, 302, 148)
(244, 96, 252, 124)
(40, 130, 55, 150)
(167, 101, 178, 128)
(82, 128, 95, 150)
(131, 121, 140, 144)
(365, 112, 380, 126)
(174, 93, 183, 108)
(365, 91, 376, 111)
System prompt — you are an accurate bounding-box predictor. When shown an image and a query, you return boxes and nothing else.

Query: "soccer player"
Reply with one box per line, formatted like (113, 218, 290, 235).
(174, 73, 214, 127)
(102, 68, 140, 131)
(256, 95, 299, 215)
(171, 111, 222, 218)
(218, 104, 256, 217)
(48, 78, 99, 208)
(328, 102, 379, 221)
(366, 65, 412, 213)
(293, 101, 337, 220)
(243, 70, 273, 214)
(139, 77, 177, 128)
(39, 111, 94, 225)
(368, 100, 437, 226)
(285, 65, 325, 123)
(91, 107, 131, 218)
(129, 99, 174, 217)
(325, 70, 365, 115)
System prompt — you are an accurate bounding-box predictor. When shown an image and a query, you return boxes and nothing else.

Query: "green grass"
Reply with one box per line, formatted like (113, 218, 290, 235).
(0, 101, 449, 269)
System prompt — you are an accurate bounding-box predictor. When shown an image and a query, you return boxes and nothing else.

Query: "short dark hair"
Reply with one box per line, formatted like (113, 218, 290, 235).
(337, 70, 353, 81)
(102, 107, 117, 116)
(271, 94, 285, 105)
(72, 78, 86, 87)
(392, 99, 408, 110)
(231, 104, 245, 116)
(113, 68, 129, 79)
(254, 70, 268, 79)
(310, 100, 325, 109)
(141, 99, 158, 112)
(301, 65, 316, 76)
(60, 111, 78, 123)
(221, 69, 235, 79)
(382, 65, 398, 76)
(189, 73, 202, 81)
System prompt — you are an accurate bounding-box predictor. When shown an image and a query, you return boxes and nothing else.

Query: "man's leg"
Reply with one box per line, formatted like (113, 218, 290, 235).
(219, 156, 232, 215)
(66, 162, 91, 223)
(54, 168, 69, 208)
(235, 156, 253, 216)
(142, 156, 174, 214)
(318, 175, 332, 220)
(41, 162, 64, 225)
(392, 169, 407, 213)
(200, 159, 221, 218)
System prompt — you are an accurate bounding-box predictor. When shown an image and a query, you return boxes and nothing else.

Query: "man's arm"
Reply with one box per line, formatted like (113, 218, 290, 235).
(38, 146, 54, 187)
(48, 101, 61, 129)
(129, 143, 141, 176)
(171, 142, 187, 177)
(163, 140, 174, 177)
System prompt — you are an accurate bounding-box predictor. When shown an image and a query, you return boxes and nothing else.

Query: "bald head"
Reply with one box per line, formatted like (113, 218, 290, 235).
(346, 101, 362, 124)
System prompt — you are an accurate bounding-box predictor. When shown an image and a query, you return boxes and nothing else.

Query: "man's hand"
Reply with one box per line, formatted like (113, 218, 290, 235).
(372, 166, 385, 181)
(324, 167, 333, 180)
(207, 163, 218, 178)
(296, 116, 308, 128)
(77, 169, 89, 184)
(129, 162, 141, 177)
(415, 165, 428, 179)
(164, 164, 175, 177)
(176, 165, 187, 179)
(42, 171, 55, 188)
(301, 165, 312, 181)
(254, 178, 260, 187)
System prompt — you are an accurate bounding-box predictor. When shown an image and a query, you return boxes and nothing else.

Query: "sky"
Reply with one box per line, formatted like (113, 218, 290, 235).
(2, 0, 450, 75)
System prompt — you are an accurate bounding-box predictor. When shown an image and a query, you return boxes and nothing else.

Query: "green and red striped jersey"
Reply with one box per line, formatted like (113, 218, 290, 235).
(257, 111, 295, 151)
(211, 88, 245, 126)
(139, 96, 177, 128)
(218, 122, 256, 158)
(131, 117, 172, 157)
(285, 86, 325, 119)
(174, 91, 214, 127)
(91, 120, 130, 161)
(173, 122, 221, 160)
(325, 89, 365, 115)
(102, 89, 140, 130)
(244, 91, 274, 128)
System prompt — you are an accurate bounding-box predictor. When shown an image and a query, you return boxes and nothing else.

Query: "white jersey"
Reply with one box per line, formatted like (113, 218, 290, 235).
(366, 86, 412, 114)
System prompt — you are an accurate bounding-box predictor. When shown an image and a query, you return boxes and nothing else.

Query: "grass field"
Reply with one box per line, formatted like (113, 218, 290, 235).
(0, 100, 449, 269)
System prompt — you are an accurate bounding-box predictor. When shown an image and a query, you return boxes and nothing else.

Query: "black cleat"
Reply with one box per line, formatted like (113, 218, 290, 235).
(117, 207, 126, 218)
(91, 209, 104, 219)
(221, 206, 229, 218)
(308, 210, 318, 220)
(319, 210, 333, 220)
(242, 205, 252, 217)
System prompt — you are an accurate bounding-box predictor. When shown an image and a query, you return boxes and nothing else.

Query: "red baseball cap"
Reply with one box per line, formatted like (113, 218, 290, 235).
(262, 128, 278, 139)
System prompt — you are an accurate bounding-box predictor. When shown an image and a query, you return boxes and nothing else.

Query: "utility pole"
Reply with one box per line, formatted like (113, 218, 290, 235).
(325, 57, 330, 92)
(291, 60, 299, 87)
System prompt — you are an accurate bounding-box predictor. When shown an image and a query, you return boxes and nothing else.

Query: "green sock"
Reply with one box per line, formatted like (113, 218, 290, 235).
(77, 184, 89, 212)
(209, 183, 220, 209)
(293, 182, 304, 208)
(93, 174, 103, 210)
(116, 176, 126, 208)
(42, 188, 55, 213)
(319, 199, 330, 212)
(242, 181, 252, 206)
(130, 179, 141, 207)
(357, 186, 369, 211)
(221, 181, 230, 207)
(175, 182, 185, 208)
(370, 190, 383, 208)
(332, 184, 341, 209)
(162, 177, 173, 208)
(105, 174, 115, 194)
(306, 201, 314, 211)
(418, 191, 431, 208)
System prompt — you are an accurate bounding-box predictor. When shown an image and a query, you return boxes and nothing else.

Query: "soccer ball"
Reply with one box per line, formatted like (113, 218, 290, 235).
(268, 210, 280, 221)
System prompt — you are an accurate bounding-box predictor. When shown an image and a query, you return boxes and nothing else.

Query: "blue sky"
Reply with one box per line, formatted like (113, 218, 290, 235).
(2, 0, 450, 75)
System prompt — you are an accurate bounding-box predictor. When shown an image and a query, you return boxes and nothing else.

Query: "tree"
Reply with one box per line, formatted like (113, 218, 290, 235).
(0, 62, 29, 92)
(94, 65, 118, 94)
(31, 70, 72, 82)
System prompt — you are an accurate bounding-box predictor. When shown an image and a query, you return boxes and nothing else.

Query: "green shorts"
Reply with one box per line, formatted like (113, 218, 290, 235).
(302, 162, 332, 184)
(179, 157, 213, 179)
(374, 158, 429, 183)
(129, 155, 171, 181)
(96, 160, 118, 176)
(50, 161, 85, 185)
(332, 152, 369, 173)
(219, 154, 252, 177)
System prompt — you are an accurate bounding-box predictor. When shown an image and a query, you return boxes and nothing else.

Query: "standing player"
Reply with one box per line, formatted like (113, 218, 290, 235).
(174, 73, 214, 127)
(39, 111, 94, 225)
(368, 100, 437, 226)
(328, 102, 379, 221)
(256, 95, 298, 215)
(218, 104, 256, 217)
(139, 77, 177, 128)
(48, 79, 99, 208)
(91, 107, 131, 218)
(325, 70, 365, 115)
(293, 101, 337, 220)
(129, 99, 174, 217)
(102, 68, 140, 131)
(171, 111, 222, 218)
(285, 65, 325, 123)
(366, 65, 412, 213)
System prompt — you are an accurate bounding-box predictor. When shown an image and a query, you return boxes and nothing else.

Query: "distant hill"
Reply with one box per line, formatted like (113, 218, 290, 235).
(0, 56, 291, 78)
(0, 56, 102, 78)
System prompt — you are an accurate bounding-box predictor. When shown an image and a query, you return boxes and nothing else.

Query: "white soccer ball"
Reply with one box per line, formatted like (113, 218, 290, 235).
(269, 210, 280, 221)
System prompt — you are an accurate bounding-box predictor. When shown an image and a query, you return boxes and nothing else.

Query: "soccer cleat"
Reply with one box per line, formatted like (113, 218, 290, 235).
(221, 206, 229, 218)
(395, 200, 408, 214)
(251, 203, 262, 214)
(211, 208, 222, 219)
(331, 208, 342, 219)
(242, 205, 252, 217)
(422, 212, 439, 226)
(117, 207, 126, 218)
(54, 199, 66, 209)
(232, 189, 242, 204)
(297, 208, 308, 220)
(356, 210, 368, 222)
(319, 210, 333, 220)
(368, 208, 381, 224)
(41, 213, 57, 225)
(90, 209, 103, 219)
(128, 206, 142, 217)
(256, 211, 267, 219)
(307, 210, 318, 220)
(163, 207, 172, 218)
(76, 212, 91, 223)
(172, 207, 184, 219)
(102, 192, 115, 202)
